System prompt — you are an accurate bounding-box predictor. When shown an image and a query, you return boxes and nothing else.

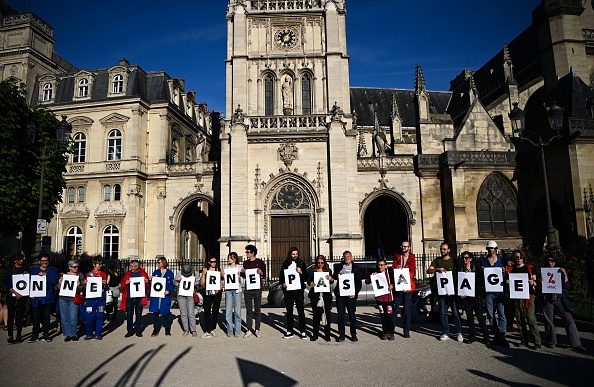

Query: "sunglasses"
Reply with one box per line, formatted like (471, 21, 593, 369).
(378, 264, 386, 267)
(463, 256, 471, 259)
(209, 261, 217, 264)
(71, 266, 79, 269)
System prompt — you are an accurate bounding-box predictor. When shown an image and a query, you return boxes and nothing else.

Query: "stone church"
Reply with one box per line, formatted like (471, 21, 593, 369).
(1, 0, 594, 261)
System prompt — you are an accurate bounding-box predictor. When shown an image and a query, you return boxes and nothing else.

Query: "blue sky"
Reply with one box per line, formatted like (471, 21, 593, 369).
(7, 0, 540, 114)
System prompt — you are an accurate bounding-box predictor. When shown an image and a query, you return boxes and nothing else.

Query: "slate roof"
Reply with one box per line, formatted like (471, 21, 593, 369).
(0, 0, 19, 19)
(546, 71, 594, 119)
(350, 87, 452, 128)
(31, 65, 172, 105)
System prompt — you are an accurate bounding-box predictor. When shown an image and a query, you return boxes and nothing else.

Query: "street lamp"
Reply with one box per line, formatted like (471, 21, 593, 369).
(26, 115, 72, 258)
(509, 102, 564, 251)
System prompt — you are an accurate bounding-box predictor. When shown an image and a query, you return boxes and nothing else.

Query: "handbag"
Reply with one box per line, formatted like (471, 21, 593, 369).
(74, 292, 85, 305)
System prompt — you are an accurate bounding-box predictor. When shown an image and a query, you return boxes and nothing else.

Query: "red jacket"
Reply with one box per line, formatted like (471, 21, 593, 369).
(392, 253, 416, 292)
(119, 268, 149, 310)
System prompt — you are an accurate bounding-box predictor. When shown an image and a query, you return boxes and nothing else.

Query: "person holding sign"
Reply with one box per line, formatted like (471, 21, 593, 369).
(149, 257, 175, 337)
(307, 255, 334, 342)
(28, 253, 58, 343)
(175, 264, 199, 337)
(83, 258, 108, 340)
(541, 254, 585, 352)
(334, 251, 362, 342)
(224, 252, 243, 337)
(58, 260, 85, 342)
(120, 260, 149, 338)
(391, 241, 416, 338)
(427, 243, 463, 342)
(279, 247, 308, 340)
(366, 258, 395, 340)
(458, 252, 490, 345)
(4, 254, 29, 344)
(241, 245, 266, 338)
(480, 240, 509, 348)
(200, 258, 223, 338)
(105, 265, 121, 322)
(507, 250, 541, 349)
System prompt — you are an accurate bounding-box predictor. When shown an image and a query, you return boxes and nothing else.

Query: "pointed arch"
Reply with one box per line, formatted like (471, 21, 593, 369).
(477, 172, 519, 237)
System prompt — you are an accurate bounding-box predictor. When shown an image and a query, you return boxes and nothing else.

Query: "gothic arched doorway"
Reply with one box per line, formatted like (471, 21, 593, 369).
(363, 194, 409, 258)
(178, 199, 219, 259)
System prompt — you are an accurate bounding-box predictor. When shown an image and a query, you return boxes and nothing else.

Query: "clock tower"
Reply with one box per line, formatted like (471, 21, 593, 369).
(221, 0, 361, 259)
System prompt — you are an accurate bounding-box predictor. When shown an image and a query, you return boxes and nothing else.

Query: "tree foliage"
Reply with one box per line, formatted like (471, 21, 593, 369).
(0, 79, 67, 239)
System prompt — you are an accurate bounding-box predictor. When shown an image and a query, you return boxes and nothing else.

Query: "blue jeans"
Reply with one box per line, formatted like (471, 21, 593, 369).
(485, 292, 507, 334)
(225, 290, 242, 334)
(59, 297, 79, 337)
(437, 295, 462, 335)
(126, 298, 144, 334)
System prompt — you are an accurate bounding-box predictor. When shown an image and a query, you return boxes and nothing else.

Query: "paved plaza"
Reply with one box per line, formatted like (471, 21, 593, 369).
(1, 304, 592, 386)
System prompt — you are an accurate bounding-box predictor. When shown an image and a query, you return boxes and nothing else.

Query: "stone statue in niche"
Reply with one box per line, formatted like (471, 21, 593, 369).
(282, 76, 293, 115)
(373, 126, 390, 157)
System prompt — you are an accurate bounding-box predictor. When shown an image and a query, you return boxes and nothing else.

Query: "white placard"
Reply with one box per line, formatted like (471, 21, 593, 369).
(12, 274, 30, 297)
(370, 273, 390, 297)
(245, 268, 261, 290)
(457, 272, 475, 297)
(85, 277, 103, 299)
(313, 272, 330, 293)
(436, 271, 455, 296)
(509, 273, 529, 299)
(284, 268, 301, 291)
(484, 267, 504, 293)
(59, 274, 79, 297)
(393, 268, 412, 292)
(29, 275, 46, 298)
(178, 276, 195, 297)
(224, 268, 239, 290)
(541, 268, 563, 294)
(151, 277, 166, 298)
(129, 277, 146, 298)
(206, 271, 221, 291)
(338, 273, 355, 297)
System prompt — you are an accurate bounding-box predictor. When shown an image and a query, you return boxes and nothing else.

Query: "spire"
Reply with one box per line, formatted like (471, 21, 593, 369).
(503, 41, 517, 85)
(415, 65, 426, 96)
(469, 74, 478, 97)
(390, 93, 401, 122)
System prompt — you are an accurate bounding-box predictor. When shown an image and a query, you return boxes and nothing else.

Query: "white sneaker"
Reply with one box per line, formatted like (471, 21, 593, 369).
(210, 330, 217, 337)
(457, 333, 464, 342)
(439, 334, 449, 341)
(201, 332, 211, 338)
(254, 330, 262, 338)
(227, 333, 233, 337)
(283, 332, 294, 339)
(243, 331, 252, 338)
(300, 332, 307, 340)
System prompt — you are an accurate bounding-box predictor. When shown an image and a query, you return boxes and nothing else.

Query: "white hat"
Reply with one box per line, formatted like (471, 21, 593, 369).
(486, 240, 498, 249)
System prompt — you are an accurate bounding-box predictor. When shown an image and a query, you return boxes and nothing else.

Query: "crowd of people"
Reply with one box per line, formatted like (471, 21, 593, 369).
(0, 242, 588, 352)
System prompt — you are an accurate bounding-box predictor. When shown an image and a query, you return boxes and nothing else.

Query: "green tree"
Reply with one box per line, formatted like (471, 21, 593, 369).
(0, 79, 67, 252)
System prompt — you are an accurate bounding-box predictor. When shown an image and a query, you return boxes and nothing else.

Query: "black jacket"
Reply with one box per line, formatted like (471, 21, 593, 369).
(333, 261, 362, 298)
(278, 260, 308, 290)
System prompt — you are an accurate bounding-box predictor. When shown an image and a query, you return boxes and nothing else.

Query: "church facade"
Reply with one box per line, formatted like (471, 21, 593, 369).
(1, 0, 594, 261)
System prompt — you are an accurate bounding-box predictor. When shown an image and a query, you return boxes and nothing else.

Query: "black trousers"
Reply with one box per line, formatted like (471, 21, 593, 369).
(311, 292, 332, 339)
(31, 302, 53, 338)
(283, 288, 306, 333)
(203, 292, 222, 332)
(6, 296, 27, 337)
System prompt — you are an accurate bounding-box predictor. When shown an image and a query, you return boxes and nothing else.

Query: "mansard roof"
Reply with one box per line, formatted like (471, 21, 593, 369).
(350, 87, 452, 128)
(31, 64, 172, 105)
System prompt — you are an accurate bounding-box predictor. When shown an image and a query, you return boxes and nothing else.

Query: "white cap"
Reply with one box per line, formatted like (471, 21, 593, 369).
(486, 240, 498, 249)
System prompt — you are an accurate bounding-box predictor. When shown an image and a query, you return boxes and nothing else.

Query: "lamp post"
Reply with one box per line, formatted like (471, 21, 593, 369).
(26, 115, 72, 258)
(509, 102, 564, 251)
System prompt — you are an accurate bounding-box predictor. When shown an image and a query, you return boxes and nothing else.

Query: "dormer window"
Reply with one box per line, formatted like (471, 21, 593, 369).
(112, 75, 124, 93)
(42, 83, 53, 101)
(78, 78, 89, 97)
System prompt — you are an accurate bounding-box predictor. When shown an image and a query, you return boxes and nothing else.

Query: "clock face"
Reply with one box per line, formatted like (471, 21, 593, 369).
(275, 29, 297, 49)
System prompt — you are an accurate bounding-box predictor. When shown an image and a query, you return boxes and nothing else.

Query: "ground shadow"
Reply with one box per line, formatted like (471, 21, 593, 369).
(237, 357, 297, 387)
(75, 344, 135, 387)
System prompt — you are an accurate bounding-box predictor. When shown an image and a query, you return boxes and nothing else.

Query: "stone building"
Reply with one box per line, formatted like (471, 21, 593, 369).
(2, 0, 594, 260)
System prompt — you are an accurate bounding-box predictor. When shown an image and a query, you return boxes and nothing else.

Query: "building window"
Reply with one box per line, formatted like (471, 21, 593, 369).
(112, 74, 124, 93)
(102, 225, 119, 260)
(113, 184, 121, 201)
(103, 185, 111, 201)
(78, 78, 89, 97)
(265, 75, 274, 116)
(477, 173, 519, 237)
(302, 75, 311, 115)
(72, 133, 86, 163)
(42, 83, 53, 101)
(65, 226, 83, 259)
(77, 187, 85, 202)
(67, 187, 75, 204)
(107, 129, 122, 160)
